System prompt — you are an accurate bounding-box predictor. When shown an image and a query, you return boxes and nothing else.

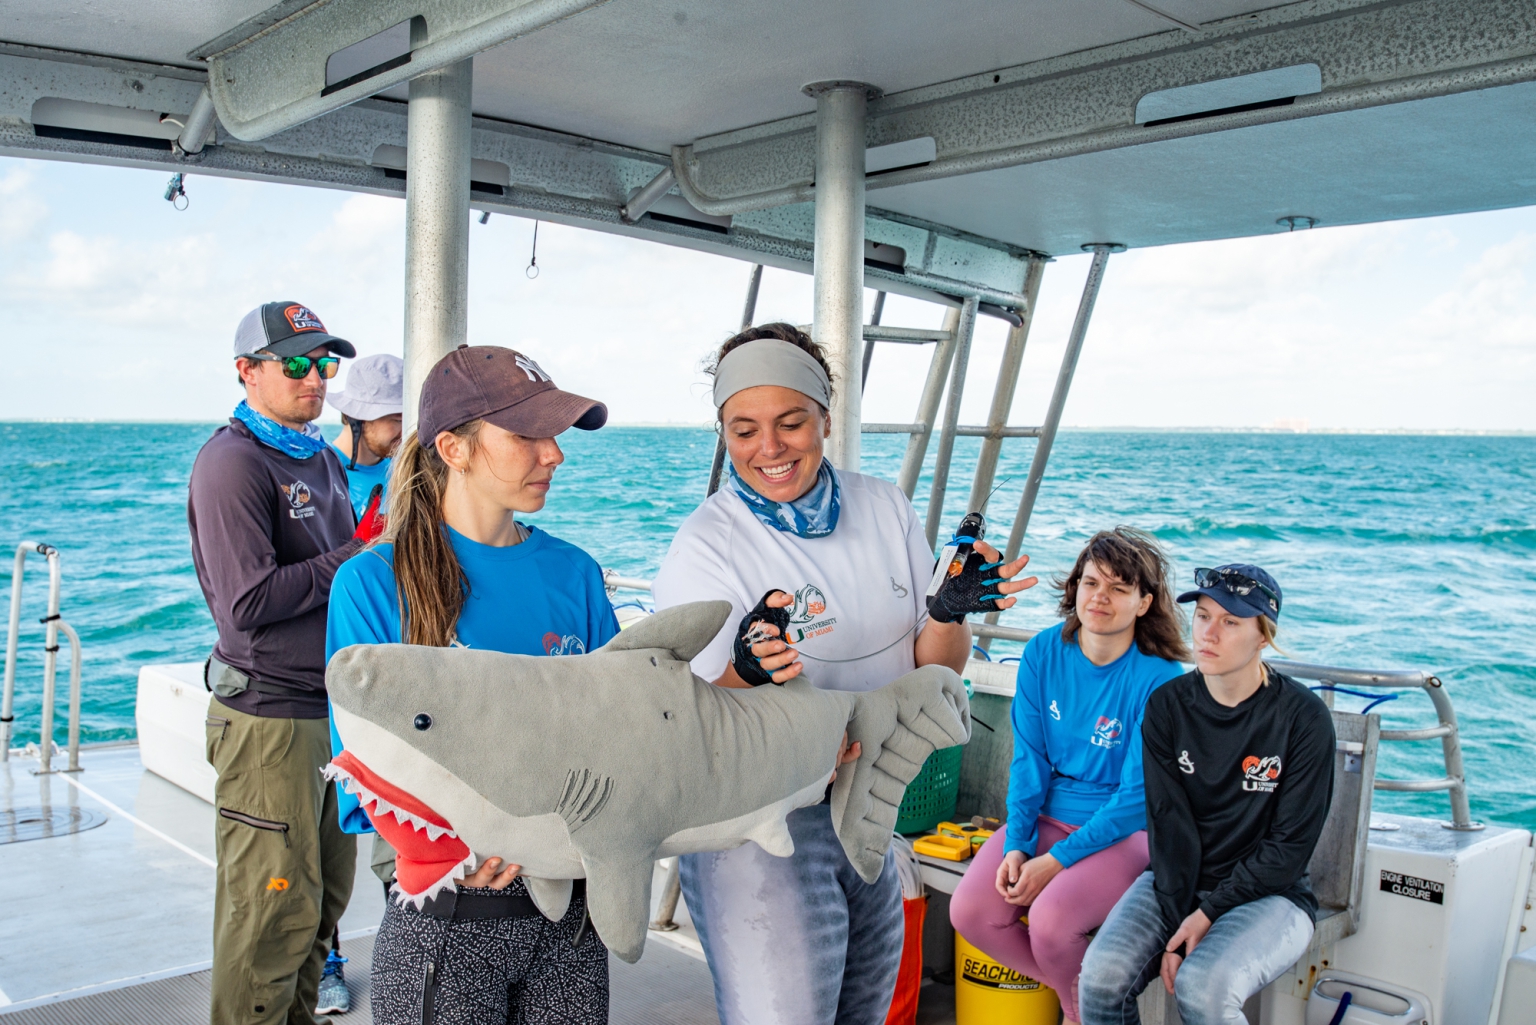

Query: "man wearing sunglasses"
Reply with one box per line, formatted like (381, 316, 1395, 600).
(188, 301, 368, 1025)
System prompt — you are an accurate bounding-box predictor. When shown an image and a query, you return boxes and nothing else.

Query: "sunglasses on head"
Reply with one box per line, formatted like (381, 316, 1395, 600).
(243, 353, 340, 380)
(1194, 567, 1280, 612)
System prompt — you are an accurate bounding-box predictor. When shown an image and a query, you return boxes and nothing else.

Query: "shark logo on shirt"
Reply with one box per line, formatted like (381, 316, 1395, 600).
(1241, 755, 1282, 792)
(1048, 700, 1061, 721)
(541, 632, 586, 656)
(1090, 716, 1123, 748)
(1179, 750, 1195, 775)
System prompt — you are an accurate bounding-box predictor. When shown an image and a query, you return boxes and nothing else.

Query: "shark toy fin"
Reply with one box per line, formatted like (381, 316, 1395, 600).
(831, 665, 971, 883)
(524, 877, 574, 922)
(596, 600, 733, 662)
(578, 851, 659, 964)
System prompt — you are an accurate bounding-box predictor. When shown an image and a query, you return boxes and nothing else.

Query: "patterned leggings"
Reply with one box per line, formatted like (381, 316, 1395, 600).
(370, 881, 609, 1025)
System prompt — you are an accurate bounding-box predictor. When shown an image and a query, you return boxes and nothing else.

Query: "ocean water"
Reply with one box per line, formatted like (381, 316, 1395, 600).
(1, 423, 1533, 831)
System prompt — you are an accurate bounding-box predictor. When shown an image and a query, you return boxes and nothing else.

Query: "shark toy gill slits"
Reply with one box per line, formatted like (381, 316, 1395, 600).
(324, 600, 970, 963)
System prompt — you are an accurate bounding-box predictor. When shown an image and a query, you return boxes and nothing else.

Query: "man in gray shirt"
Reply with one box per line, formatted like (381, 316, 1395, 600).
(188, 301, 363, 1025)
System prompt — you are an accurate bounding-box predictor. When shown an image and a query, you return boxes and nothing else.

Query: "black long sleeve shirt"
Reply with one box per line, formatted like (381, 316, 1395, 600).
(1142, 667, 1334, 931)
(187, 420, 361, 718)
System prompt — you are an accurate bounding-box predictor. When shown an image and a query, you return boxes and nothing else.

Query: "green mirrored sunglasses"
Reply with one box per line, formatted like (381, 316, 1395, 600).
(243, 353, 341, 380)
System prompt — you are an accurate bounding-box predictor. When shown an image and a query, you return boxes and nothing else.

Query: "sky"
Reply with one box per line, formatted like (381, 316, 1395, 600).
(2, 153, 1533, 431)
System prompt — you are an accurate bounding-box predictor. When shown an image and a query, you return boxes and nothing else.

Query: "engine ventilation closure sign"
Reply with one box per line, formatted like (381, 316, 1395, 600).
(1380, 869, 1444, 904)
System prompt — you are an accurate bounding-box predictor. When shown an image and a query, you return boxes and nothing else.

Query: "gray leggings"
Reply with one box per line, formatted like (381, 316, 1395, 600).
(370, 881, 608, 1025)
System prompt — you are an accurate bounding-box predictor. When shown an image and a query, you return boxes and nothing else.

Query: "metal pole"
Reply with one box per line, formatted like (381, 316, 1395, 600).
(402, 58, 474, 437)
(860, 291, 886, 393)
(997, 244, 1120, 569)
(924, 296, 980, 548)
(807, 82, 871, 471)
(59, 620, 82, 772)
(619, 167, 675, 223)
(35, 550, 62, 774)
(895, 306, 961, 499)
(1422, 680, 1480, 829)
(2, 543, 27, 761)
(650, 857, 684, 931)
(968, 257, 1048, 514)
(177, 87, 218, 155)
(707, 265, 765, 497)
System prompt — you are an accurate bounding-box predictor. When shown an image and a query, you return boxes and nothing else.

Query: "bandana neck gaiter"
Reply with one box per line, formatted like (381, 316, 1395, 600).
(727, 458, 842, 539)
(233, 399, 329, 460)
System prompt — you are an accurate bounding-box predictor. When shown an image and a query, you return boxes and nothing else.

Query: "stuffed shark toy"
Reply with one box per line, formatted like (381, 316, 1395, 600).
(324, 599, 970, 963)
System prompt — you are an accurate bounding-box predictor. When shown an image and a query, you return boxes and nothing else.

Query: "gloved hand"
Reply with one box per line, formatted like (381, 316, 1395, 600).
(731, 590, 793, 686)
(926, 512, 1006, 624)
(353, 484, 386, 543)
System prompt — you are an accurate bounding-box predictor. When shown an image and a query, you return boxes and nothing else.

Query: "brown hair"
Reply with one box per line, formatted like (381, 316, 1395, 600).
(379, 423, 483, 646)
(706, 322, 835, 414)
(1056, 527, 1189, 662)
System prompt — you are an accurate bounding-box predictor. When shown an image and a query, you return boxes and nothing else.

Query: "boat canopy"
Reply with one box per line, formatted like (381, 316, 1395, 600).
(3, 0, 1533, 459)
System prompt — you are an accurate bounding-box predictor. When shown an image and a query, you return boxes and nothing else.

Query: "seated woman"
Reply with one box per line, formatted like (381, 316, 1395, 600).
(651, 323, 1036, 1025)
(950, 527, 1187, 1025)
(1078, 564, 1335, 1025)
(326, 346, 617, 1025)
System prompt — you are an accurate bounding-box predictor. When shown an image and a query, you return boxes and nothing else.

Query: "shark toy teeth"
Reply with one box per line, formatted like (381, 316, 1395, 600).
(325, 599, 970, 963)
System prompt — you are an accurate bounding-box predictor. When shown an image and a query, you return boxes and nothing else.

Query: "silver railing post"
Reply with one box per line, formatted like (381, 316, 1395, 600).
(35, 547, 63, 774)
(968, 256, 1048, 514)
(1421, 677, 1477, 829)
(860, 291, 887, 392)
(896, 307, 962, 500)
(707, 264, 765, 496)
(924, 296, 980, 548)
(59, 620, 83, 772)
(650, 857, 684, 932)
(402, 55, 474, 437)
(807, 81, 873, 472)
(995, 244, 1121, 567)
(2, 542, 27, 761)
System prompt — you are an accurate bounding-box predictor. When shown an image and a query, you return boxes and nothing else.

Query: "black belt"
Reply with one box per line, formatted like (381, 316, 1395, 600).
(418, 879, 585, 922)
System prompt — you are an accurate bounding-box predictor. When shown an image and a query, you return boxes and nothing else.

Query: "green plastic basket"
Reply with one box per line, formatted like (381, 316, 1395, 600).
(895, 744, 965, 835)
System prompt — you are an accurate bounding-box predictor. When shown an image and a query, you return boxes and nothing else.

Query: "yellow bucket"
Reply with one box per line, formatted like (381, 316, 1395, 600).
(954, 932, 1061, 1025)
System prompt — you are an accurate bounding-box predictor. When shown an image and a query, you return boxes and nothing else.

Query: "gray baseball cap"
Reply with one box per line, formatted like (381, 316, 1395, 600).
(234, 301, 357, 360)
(328, 354, 404, 421)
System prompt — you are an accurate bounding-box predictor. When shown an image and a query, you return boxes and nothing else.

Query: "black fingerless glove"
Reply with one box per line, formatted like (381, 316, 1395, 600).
(731, 590, 792, 686)
(926, 513, 1005, 624)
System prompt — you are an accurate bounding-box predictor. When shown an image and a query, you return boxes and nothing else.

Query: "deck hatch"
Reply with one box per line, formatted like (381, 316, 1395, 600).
(1, 805, 106, 844)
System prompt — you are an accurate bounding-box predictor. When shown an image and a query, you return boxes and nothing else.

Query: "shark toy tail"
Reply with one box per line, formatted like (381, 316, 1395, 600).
(830, 665, 971, 883)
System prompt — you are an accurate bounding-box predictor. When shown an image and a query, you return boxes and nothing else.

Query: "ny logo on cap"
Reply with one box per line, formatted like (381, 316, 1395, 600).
(514, 354, 551, 383)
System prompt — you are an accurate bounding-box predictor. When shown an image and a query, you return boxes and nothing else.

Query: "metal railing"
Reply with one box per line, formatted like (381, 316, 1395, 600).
(3, 541, 84, 774)
(1265, 658, 1478, 831)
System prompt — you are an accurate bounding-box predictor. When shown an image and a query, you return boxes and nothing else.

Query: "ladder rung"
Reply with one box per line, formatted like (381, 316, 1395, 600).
(862, 422, 926, 435)
(864, 326, 952, 343)
(860, 423, 1042, 438)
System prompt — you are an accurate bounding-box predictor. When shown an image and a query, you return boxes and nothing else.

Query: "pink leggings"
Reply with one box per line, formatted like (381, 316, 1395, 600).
(949, 819, 1148, 1022)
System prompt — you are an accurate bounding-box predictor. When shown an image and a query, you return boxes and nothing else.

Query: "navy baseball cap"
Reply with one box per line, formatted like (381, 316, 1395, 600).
(1177, 563, 1283, 622)
(233, 301, 356, 360)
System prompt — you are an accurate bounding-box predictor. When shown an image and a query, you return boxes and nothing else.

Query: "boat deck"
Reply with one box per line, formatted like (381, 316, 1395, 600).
(0, 744, 959, 1022)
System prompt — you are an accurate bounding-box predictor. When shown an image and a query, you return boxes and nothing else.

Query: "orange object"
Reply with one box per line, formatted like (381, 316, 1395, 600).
(883, 895, 927, 1025)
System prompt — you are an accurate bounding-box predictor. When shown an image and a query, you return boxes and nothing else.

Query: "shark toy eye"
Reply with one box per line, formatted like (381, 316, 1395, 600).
(413, 713, 432, 731)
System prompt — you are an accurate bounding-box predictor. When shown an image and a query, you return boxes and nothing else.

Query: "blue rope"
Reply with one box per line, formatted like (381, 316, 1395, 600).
(972, 645, 991, 661)
(611, 601, 653, 613)
(998, 657, 1021, 665)
(1310, 684, 1399, 715)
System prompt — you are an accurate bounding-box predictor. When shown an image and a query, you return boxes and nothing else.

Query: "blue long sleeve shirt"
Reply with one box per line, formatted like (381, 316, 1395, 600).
(1005, 623, 1184, 867)
(325, 524, 620, 834)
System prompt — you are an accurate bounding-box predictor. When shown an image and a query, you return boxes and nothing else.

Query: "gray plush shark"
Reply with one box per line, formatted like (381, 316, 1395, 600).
(325, 599, 970, 963)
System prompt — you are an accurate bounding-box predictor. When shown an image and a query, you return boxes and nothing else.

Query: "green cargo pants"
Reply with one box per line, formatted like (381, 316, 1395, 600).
(206, 705, 356, 1025)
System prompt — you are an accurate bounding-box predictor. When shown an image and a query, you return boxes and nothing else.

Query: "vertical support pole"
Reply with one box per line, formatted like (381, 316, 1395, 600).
(402, 57, 474, 437)
(997, 244, 1120, 569)
(60, 620, 82, 772)
(860, 291, 886, 393)
(895, 306, 961, 500)
(2, 543, 26, 762)
(650, 857, 684, 932)
(707, 264, 765, 496)
(924, 296, 979, 548)
(34, 550, 61, 774)
(968, 257, 1048, 515)
(806, 81, 872, 471)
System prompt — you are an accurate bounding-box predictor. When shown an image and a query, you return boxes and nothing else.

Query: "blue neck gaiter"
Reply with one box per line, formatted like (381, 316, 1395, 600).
(728, 458, 841, 539)
(233, 400, 328, 460)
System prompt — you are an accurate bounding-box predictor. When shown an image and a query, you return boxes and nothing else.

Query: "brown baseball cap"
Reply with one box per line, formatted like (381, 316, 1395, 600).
(418, 345, 607, 446)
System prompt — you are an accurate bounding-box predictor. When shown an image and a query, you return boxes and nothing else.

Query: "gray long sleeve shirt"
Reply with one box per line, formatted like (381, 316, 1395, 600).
(188, 419, 362, 718)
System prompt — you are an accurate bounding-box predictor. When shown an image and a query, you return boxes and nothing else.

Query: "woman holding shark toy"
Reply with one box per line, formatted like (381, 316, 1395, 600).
(652, 323, 1037, 1025)
(324, 345, 617, 1025)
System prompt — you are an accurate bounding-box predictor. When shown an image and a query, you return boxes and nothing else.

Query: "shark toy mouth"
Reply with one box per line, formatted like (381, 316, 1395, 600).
(324, 751, 475, 906)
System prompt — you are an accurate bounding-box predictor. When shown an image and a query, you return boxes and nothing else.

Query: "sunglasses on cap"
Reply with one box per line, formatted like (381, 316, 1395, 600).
(1194, 567, 1280, 613)
(243, 353, 341, 380)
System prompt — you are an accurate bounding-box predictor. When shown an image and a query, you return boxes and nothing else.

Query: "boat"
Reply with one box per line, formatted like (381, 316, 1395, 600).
(3, 2, 1535, 1022)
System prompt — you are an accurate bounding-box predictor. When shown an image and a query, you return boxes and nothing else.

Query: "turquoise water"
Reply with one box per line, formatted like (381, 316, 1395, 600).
(2, 423, 1533, 830)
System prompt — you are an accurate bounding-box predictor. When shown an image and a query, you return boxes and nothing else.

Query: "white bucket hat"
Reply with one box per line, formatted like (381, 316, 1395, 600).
(328, 353, 404, 421)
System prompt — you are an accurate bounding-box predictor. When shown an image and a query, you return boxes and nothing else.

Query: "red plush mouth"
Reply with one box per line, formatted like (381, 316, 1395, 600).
(325, 751, 473, 903)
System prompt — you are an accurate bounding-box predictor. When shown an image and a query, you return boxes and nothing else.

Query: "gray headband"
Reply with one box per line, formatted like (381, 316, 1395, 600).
(712, 339, 832, 410)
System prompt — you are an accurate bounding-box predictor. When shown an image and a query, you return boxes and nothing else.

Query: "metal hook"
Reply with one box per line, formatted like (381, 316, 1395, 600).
(526, 220, 540, 279)
(164, 173, 189, 211)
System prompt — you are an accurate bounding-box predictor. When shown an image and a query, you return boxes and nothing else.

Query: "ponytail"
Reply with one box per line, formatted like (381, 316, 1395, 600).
(380, 423, 482, 646)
